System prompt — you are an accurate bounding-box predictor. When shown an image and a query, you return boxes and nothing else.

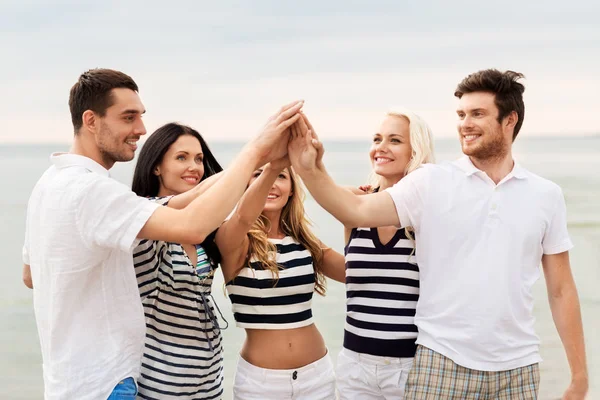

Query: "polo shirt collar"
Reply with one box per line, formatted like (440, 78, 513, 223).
(454, 156, 480, 177)
(454, 156, 528, 180)
(50, 153, 110, 177)
(510, 162, 528, 179)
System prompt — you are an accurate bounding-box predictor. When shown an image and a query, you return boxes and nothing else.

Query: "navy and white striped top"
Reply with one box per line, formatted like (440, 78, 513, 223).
(133, 197, 224, 400)
(226, 236, 316, 330)
(344, 227, 419, 358)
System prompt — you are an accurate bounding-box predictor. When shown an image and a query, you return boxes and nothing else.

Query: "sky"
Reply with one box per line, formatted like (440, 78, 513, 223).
(1, 0, 599, 143)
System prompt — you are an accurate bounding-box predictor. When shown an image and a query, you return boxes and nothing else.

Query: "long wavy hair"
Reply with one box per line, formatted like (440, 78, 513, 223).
(132, 122, 223, 263)
(246, 168, 327, 296)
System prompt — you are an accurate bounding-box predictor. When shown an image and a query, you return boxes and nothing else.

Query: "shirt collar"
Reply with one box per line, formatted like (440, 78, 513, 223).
(453, 156, 528, 180)
(50, 153, 110, 177)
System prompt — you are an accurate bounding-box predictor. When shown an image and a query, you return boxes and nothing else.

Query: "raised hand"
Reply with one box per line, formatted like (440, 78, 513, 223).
(267, 154, 291, 172)
(250, 100, 303, 166)
(300, 113, 324, 167)
(288, 115, 320, 174)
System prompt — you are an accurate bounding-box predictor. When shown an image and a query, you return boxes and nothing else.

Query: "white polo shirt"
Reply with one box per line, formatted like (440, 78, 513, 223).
(386, 156, 573, 371)
(22, 153, 159, 399)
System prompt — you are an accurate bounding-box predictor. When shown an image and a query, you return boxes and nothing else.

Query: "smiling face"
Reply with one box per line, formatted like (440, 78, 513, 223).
(155, 134, 205, 196)
(456, 92, 511, 161)
(250, 167, 293, 213)
(369, 115, 413, 182)
(95, 88, 146, 167)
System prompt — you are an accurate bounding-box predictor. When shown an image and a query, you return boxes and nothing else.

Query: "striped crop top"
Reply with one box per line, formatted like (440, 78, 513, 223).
(226, 236, 316, 330)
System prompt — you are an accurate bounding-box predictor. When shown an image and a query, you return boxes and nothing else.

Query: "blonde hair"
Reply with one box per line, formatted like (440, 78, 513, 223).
(368, 107, 435, 187)
(245, 168, 327, 296)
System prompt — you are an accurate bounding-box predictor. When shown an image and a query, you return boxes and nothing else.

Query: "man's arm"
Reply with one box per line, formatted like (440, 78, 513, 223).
(23, 264, 32, 289)
(288, 116, 400, 228)
(139, 101, 303, 244)
(542, 251, 588, 399)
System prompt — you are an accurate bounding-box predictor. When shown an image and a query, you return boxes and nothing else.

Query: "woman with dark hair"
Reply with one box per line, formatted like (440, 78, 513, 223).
(131, 122, 227, 399)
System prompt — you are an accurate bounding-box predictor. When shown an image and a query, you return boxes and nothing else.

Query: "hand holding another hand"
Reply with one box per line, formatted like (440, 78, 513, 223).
(288, 113, 324, 175)
(250, 100, 303, 166)
(266, 155, 291, 172)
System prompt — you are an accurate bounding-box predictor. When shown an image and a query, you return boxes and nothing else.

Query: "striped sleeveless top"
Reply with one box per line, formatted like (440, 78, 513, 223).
(133, 196, 225, 399)
(344, 227, 419, 358)
(226, 236, 316, 330)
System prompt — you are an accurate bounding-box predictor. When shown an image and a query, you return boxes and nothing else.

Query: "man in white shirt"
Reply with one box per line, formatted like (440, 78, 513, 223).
(287, 69, 588, 399)
(22, 68, 304, 399)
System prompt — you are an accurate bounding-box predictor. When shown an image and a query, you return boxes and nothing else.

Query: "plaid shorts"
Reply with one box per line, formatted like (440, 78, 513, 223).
(404, 345, 540, 399)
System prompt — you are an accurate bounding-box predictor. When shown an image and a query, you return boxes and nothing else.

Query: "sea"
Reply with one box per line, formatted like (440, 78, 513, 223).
(1, 136, 598, 399)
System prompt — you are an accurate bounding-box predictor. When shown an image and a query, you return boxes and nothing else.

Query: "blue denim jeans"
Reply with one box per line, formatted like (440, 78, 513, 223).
(107, 377, 137, 399)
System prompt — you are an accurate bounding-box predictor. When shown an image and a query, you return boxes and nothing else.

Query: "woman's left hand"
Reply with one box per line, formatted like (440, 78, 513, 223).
(268, 155, 291, 172)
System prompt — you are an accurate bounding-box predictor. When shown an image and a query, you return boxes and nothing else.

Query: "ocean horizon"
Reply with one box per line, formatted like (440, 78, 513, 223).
(1, 136, 598, 399)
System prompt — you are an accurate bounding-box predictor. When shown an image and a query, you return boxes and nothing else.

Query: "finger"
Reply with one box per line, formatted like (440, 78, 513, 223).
(309, 123, 320, 142)
(277, 112, 301, 131)
(312, 137, 324, 154)
(268, 100, 301, 121)
(310, 132, 324, 156)
(279, 100, 303, 114)
(301, 112, 315, 134)
(295, 114, 309, 137)
(276, 101, 304, 125)
(290, 121, 299, 139)
(305, 129, 315, 147)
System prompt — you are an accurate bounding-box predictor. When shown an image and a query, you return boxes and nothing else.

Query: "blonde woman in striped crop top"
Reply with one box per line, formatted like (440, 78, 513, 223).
(337, 108, 435, 400)
(215, 139, 346, 400)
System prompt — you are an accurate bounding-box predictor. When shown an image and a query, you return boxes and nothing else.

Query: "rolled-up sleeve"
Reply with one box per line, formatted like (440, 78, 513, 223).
(76, 176, 160, 252)
(542, 187, 573, 255)
(385, 165, 432, 230)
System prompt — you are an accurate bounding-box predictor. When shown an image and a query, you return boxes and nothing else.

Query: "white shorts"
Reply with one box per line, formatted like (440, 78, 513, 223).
(233, 352, 336, 400)
(336, 348, 414, 400)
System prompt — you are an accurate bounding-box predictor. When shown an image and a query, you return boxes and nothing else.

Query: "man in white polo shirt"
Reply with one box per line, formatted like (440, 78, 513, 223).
(287, 69, 588, 399)
(22, 68, 304, 399)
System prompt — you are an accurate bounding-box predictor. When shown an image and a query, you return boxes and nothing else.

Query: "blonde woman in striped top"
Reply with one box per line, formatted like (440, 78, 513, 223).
(216, 127, 345, 399)
(337, 108, 435, 399)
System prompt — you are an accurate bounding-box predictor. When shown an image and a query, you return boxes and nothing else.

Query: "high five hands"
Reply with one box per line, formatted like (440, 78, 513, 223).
(251, 99, 324, 174)
(252, 100, 304, 166)
(288, 112, 324, 174)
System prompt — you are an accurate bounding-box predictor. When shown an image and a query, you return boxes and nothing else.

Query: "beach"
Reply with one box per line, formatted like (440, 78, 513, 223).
(1, 136, 598, 399)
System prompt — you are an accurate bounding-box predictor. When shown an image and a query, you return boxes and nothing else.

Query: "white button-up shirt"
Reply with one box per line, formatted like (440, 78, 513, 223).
(22, 153, 159, 399)
(386, 156, 573, 371)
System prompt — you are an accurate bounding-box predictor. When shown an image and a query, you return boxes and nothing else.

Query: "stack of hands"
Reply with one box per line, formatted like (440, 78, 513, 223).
(248, 100, 325, 176)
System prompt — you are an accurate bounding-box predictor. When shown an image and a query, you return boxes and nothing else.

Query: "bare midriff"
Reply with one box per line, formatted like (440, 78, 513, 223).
(240, 324, 327, 369)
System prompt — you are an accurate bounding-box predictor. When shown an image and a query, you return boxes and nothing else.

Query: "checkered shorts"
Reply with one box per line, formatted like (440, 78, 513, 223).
(404, 346, 540, 399)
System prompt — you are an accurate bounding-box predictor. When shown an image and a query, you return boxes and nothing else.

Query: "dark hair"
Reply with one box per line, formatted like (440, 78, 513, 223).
(132, 122, 223, 264)
(69, 68, 139, 133)
(454, 69, 525, 141)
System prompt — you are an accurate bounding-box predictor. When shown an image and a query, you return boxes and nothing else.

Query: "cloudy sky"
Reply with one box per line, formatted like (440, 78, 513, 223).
(1, 0, 598, 143)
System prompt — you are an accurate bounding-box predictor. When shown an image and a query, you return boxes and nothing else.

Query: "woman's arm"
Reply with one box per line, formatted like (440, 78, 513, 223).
(216, 159, 289, 282)
(319, 245, 346, 283)
(164, 172, 223, 210)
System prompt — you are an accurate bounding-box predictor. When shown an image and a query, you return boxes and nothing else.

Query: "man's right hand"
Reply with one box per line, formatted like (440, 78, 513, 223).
(249, 100, 304, 167)
(288, 114, 321, 175)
